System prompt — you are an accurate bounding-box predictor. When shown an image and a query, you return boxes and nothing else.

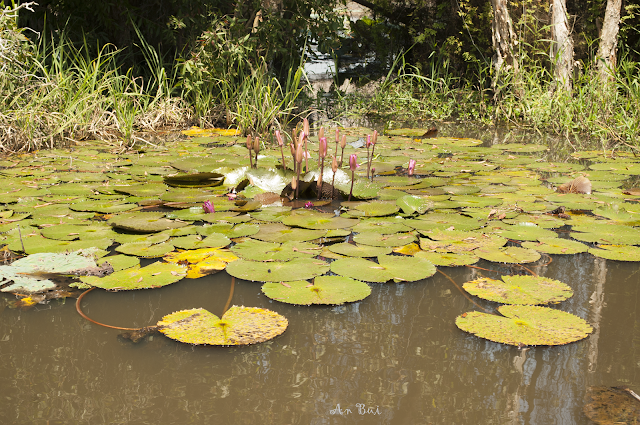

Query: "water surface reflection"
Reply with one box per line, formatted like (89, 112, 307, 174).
(0, 254, 638, 424)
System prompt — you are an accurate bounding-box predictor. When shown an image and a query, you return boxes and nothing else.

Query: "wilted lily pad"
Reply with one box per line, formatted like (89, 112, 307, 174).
(158, 306, 288, 345)
(164, 247, 238, 278)
(87, 262, 187, 290)
(262, 276, 371, 305)
(226, 257, 330, 282)
(455, 305, 593, 346)
(583, 386, 640, 425)
(463, 275, 573, 305)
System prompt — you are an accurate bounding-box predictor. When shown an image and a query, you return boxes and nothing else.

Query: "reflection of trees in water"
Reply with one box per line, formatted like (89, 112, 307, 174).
(1, 252, 638, 424)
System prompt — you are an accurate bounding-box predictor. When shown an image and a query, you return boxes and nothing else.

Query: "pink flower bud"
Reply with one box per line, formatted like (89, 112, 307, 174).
(275, 130, 283, 146)
(203, 200, 215, 213)
(319, 137, 328, 158)
(349, 154, 359, 171)
(408, 159, 416, 176)
(366, 134, 372, 147)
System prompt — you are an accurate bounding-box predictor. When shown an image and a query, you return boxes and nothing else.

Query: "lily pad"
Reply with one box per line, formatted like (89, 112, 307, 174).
(158, 306, 288, 345)
(353, 232, 416, 247)
(475, 246, 541, 264)
(351, 201, 400, 217)
(225, 257, 330, 282)
(414, 251, 479, 266)
(230, 239, 319, 261)
(327, 243, 392, 257)
(109, 212, 189, 233)
(282, 210, 359, 230)
(115, 242, 175, 258)
(164, 247, 239, 278)
(330, 255, 436, 283)
(455, 305, 593, 346)
(250, 223, 327, 243)
(588, 244, 640, 261)
(0, 252, 97, 293)
(396, 195, 432, 215)
(521, 238, 589, 255)
(87, 262, 187, 290)
(462, 275, 573, 305)
(262, 276, 371, 305)
(571, 223, 640, 245)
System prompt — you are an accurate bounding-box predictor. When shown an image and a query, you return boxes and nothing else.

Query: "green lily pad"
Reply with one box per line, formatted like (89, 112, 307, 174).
(405, 213, 484, 232)
(353, 232, 416, 247)
(109, 212, 189, 233)
(588, 244, 640, 261)
(225, 257, 330, 282)
(115, 242, 175, 258)
(157, 306, 288, 345)
(487, 222, 558, 241)
(87, 261, 187, 290)
(40, 224, 118, 241)
(113, 183, 168, 197)
(571, 223, 640, 245)
(327, 243, 392, 257)
(113, 232, 170, 245)
(69, 200, 137, 213)
(351, 201, 400, 217)
(419, 233, 507, 253)
(250, 223, 327, 243)
(197, 223, 260, 238)
(463, 275, 573, 305)
(330, 255, 436, 283)
(414, 251, 479, 266)
(282, 210, 359, 230)
(230, 239, 320, 261)
(396, 195, 432, 215)
(475, 246, 541, 263)
(521, 238, 589, 254)
(262, 276, 371, 305)
(351, 217, 412, 234)
(455, 305, 593, 346)
(163, 172, 224, 188)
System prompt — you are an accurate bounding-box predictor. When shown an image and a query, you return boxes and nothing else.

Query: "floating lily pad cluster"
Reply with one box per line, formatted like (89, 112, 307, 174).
(2, 125, 637, 346)
(456, 274, 592, 346)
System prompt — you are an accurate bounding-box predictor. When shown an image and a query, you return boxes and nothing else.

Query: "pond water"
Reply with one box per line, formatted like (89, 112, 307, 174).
(0, 126, 639, 424)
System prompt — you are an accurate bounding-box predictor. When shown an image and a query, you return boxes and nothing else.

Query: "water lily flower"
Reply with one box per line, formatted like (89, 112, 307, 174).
(203, 200, 215, 213)
(408, 159, 416, 176)
(227, 193, 237, 201)
(305, 201, 314, 209)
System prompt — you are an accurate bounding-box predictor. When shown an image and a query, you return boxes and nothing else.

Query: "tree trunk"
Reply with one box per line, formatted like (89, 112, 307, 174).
(596, 0, 622, 82)
(491, 0, 519, 96)
(550, 0, 574, 91)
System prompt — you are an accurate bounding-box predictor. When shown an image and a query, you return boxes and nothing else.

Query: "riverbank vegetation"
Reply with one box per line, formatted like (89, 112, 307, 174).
(1, 0, 639, 152)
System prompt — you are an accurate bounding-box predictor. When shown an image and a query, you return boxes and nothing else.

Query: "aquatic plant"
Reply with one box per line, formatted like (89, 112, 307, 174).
(348, 153, 359, 201)
(408, 159, 416, 176)
(202, 200, 215, 214)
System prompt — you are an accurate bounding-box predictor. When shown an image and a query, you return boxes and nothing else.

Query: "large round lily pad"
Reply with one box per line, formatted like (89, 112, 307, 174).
(330, 255, 436, 283)
(157, 306, 288, 345)
(226, 257, 330, 282)
(353, 232, 416, 247)
(87, 262, 187, 290)
(463, 275, 573, 305)
(109, 212, 189, 233)
(588, 244, 640, 261)
(230, 239, 320, 261)
(282, 210, 359, 230)
(261, 276, 371, 305)
(521, 237, 589, 255)
(327, 242, 392, 257)
(250, 223, 327, 243)
(455, 305, 593, 346)
(414, 251, 479, 266)
(475, 246, 541, 264)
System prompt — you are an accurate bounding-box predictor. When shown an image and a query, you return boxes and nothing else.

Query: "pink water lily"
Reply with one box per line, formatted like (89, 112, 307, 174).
(305, 201, 314, 209)
(408, 159, 416, 176)
(203, 200, 215, 213)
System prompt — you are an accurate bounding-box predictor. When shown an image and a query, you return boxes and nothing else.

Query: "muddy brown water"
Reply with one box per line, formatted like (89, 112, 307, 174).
(0, 250, 638, 424)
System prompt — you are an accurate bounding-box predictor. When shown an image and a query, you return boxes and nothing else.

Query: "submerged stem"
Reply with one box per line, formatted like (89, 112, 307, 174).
(75, 288, 142, 331)
(222, 277, 235, 315)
